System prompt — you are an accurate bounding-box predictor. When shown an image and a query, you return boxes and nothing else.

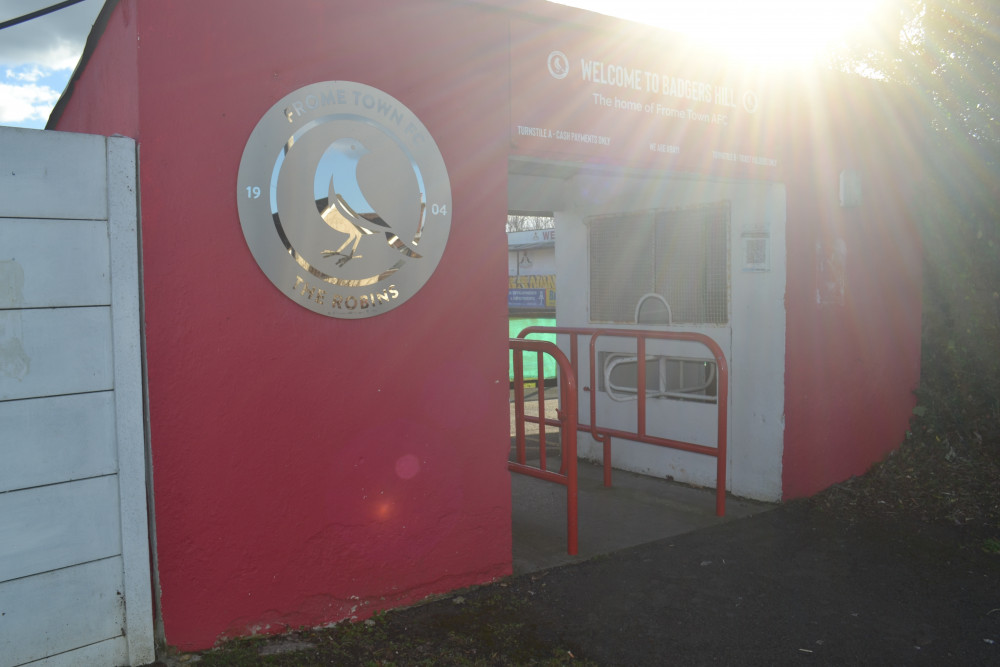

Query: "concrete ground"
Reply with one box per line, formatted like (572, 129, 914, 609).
(511, 455, 771, 574)
(509, 388, 772, 573)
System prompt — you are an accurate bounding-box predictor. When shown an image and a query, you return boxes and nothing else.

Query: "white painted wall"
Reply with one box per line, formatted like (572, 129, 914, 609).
(509, 163, 786, 501)
(0, 127, 154, 667)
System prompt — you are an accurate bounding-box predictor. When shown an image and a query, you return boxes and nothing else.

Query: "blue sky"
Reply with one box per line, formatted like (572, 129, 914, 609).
(0, 0, 104, 129)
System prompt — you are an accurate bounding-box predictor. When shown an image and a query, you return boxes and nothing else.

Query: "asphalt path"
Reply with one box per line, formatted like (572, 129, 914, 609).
(393, 500, 1000, 665)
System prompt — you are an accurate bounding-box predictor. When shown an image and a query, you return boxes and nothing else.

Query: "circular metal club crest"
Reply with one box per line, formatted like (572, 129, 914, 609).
(237, 81, 452, 318)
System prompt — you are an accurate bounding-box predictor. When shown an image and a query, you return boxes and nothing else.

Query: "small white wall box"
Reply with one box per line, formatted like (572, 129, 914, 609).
(742, 234, 770, 272)
(840, 169, 862, 207)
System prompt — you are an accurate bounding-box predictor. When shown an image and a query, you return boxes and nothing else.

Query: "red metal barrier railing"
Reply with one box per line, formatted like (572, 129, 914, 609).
(509, 337, 579, 555)
(518, 326, 728, 517)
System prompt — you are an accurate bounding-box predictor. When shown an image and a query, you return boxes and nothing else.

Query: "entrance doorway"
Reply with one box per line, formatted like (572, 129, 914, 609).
(507, 157, 785, 570)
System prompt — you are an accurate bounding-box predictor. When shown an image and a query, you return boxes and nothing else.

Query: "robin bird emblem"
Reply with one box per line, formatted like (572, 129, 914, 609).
(313, 137, 424, 267)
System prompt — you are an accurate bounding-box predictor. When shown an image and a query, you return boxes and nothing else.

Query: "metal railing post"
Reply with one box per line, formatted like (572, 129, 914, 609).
(508, 337, 579, 555)
(518, 326, 728, 517)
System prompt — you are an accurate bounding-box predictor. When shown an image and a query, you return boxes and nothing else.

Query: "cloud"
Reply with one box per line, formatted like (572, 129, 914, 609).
(0, 80, 60, 123)
(0, 0, 104, 126)
(0, 0, 104, 70)
(6, 65, 47, 82)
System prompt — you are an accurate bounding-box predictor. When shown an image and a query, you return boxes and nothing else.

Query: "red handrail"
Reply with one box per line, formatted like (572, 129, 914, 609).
(518, 326, 728, 517)
(509, 337, 579, 555)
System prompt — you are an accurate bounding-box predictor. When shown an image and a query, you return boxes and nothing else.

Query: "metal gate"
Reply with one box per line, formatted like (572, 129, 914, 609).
(0, 128, 154, 666)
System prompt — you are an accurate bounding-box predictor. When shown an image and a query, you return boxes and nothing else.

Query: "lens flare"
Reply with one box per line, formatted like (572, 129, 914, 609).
(550, 0, 889, 68)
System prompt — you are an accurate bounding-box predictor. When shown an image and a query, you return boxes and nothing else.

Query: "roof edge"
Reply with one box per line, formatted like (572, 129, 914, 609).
(46, 0, 121, 130)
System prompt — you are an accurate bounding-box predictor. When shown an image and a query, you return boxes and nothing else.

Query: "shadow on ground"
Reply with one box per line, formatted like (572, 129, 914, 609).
(161, 498, 999, 666)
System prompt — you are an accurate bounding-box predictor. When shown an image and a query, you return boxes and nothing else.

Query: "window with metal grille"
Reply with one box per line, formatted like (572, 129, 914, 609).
(589, 202, 730, 324)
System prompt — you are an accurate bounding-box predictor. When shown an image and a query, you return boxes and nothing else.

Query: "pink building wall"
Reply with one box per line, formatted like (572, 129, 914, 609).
(53, 0, 924, 650)
(780, 75, 924, 498)
(55, 0, 512, 650)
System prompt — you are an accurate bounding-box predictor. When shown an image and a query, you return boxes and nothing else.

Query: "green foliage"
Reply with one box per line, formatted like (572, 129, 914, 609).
(833, 0, 1000, 149)
(836, 0, 1000, 430)
(816, 1, 1000, 533)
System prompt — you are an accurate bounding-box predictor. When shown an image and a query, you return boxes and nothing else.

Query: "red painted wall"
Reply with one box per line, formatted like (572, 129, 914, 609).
(57, 0, 512, 651)
(508, 11, 783, 179)
(780, 75, 924, 498)
(53, 0, 925, 650)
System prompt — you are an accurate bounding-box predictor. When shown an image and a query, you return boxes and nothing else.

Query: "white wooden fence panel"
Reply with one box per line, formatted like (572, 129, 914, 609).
(0, 307, 113, 402)
(0, 127, 153, 666)
(0, 219, 110, 308)
(0, 128, 107, 221)
(28, 638, 128, 667)
(0, 392, 117, 494)
(106, 136, 155, 665)
(0, 476, 122, 582)
(0, 557, 126, 667)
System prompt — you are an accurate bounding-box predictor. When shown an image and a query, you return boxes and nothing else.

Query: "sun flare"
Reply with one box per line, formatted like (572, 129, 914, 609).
(550, 0, 887, 67)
